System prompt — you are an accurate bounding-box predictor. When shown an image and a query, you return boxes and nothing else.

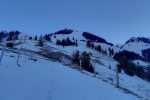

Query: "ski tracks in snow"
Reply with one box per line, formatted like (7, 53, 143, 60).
(47, 63, 57, 100)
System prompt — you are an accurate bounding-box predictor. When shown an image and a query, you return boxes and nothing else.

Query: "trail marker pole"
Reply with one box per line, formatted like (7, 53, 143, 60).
(116, 65, 119, 88)
(0, 40, 7, 64)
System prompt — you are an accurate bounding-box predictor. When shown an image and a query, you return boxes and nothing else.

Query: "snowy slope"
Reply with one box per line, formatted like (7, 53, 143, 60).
(0, 30, 150, 100)
(50, 29, 120, 55)
(0, 47, 139, 100)
(10, 39, 150, 99)
(52, 30, 85, 42)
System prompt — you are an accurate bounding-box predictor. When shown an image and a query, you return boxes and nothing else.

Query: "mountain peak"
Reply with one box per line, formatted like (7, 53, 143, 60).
(125, 37, 150, 44)
(52, 29, 113, 46)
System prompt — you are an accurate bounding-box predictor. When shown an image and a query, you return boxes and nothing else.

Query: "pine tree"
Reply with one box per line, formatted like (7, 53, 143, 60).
(6, 43, 14, 48)
(66, 37, 71, 45)
(62, 39, 65, 47)
(6, 31, 14, 48)
(44, 34, 51, 41)
(0, 32, 3, 42)
(72, 37, 74, 40)
(14, 31, 20, 40)
(108, 48, 112, 56)
(7, 31, 14, 41)
(96, 45, 101, 52)
(56, 39, 61, 45)
(37, 35, 44, 46)
(81, 51, 94, 73)
(35, 35, 37, 40)
(75, 39, 78, 46)
(111, 49, 114, 55)
(118, 56, 136, 76)
(86, 40, 91, 47)
(108, 48, 114, 56)
(72, 50, 80, 65)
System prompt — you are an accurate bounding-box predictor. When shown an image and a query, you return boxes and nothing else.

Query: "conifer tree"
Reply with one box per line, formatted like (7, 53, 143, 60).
(72, 50, 80, 65)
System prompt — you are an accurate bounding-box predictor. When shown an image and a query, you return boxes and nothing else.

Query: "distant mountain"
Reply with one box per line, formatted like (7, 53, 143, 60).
(121, 37, 150, 56)
(52, 29, 113, 46)
(125, 37, 150, 44)
(115, 44, 123, 48)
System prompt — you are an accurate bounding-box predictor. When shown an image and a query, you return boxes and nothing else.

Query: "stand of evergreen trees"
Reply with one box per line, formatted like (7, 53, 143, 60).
(86, 40, 110, 56)
(6, 31, 21, 48)
(54, 29, 73, 35)
(142, 48, 150, 62)
(44, 34, 51, 41)
(35, 34, 51, 46)
(6, 31, 20, 41)
(56, 37, 78, 47)
(82, 32, 113, 46)
(114, 50, 150, 81)
(72, 50, 94, 73)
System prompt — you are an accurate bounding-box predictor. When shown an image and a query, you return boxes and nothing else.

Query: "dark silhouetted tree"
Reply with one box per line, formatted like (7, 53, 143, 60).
(6, 43, 14, 48)
(37, 35, 44, 46)
(72, 50, 80, 65)
(35, 35, 37, 40)
(81, 51, 94, 73)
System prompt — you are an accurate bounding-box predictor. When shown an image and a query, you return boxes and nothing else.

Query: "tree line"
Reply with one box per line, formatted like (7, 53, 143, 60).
(56, 37, 78, 47)
(86, 40, 114, 56)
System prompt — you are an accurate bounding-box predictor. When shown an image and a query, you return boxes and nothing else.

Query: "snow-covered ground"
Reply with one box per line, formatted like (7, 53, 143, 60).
(43, 39, 150, 99)
(0, 48, 138, 100)
(0, 32, 150, 100)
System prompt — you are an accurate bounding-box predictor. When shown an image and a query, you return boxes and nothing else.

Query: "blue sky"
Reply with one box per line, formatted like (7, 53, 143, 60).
(0, 0, 150, 44)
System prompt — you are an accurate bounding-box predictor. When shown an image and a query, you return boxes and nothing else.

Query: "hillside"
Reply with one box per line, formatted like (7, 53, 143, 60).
(0, 44, 138, 100)
(0, 30, 150, 100)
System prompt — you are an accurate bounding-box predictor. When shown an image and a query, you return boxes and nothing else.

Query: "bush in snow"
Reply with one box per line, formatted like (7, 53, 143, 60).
(56, 37, 77, 47)
(6, 43, 14, 48)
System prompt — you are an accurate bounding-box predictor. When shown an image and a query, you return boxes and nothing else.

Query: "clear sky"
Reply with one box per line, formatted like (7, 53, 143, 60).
(0, 0, 150, 44)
